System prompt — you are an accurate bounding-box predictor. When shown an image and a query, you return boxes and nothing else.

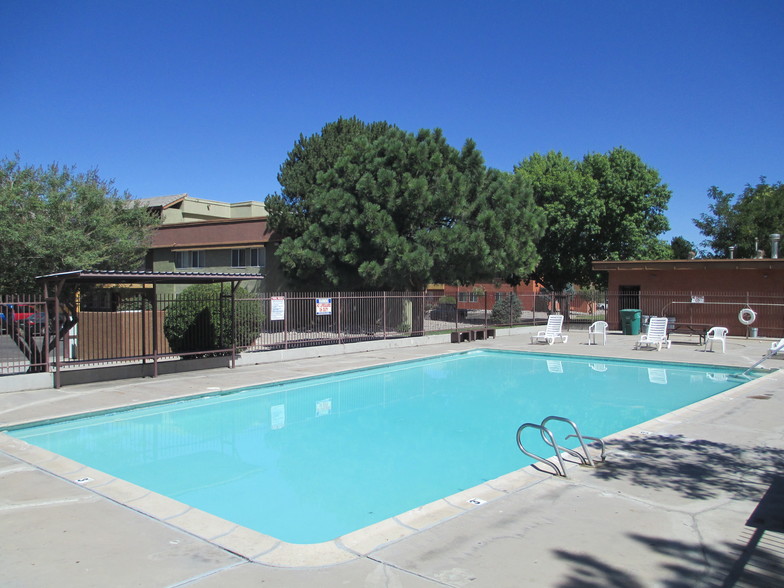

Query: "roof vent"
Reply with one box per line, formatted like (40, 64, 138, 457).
(771, 234, 781, 259)
(729, 246, 735, 259)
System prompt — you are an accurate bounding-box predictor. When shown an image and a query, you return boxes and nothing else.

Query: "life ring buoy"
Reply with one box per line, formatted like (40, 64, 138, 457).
(738, 308, 756, 325)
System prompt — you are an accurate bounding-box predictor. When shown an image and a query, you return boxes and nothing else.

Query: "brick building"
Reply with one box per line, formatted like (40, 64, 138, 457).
(593, 258, 784, 337)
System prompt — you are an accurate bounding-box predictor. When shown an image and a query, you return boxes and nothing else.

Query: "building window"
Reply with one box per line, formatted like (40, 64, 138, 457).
(175, 250, 205, 269)
(233, 247, 265, 269)
(231, 249, 246, 268)
(249, 247, 265, 268)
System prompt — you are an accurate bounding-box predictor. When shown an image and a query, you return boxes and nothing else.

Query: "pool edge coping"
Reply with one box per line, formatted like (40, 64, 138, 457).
(1, 346, 764, 432)
(0, 367, 775, 568)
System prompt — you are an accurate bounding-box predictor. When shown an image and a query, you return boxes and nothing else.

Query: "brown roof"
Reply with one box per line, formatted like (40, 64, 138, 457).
(150, 218, 278, 249)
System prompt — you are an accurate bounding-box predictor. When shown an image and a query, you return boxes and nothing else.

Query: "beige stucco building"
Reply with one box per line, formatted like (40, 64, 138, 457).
(135, 195, 282, 294)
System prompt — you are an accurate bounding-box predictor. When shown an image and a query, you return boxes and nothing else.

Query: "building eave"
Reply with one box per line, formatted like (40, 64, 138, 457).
(36, 270, 265, 286)
(592, 259, 784, 272)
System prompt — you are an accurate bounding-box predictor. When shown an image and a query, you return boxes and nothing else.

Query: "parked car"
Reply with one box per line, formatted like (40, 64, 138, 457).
(0, 304, 56, 336)
(5, 304, 38, 322)
(19, 312, 48, 336)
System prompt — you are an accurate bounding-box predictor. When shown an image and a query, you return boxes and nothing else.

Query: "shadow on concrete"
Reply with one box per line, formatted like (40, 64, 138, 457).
(552, 433, 784, 587)
(719, 476, 784, 587)
(552, 550, 647, 588)
(555, 528, 783, 587)
(592, 434, 784, 502)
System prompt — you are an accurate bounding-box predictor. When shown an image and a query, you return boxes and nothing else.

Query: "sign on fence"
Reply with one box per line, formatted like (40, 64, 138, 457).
(315, 298, 332, 316)
(270, 296, 285, 321)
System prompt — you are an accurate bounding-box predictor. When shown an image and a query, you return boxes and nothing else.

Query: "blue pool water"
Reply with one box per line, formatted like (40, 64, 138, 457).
(8, 350, 751, 544)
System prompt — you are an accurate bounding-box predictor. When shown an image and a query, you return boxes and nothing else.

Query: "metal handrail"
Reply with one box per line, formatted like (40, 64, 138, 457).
(740, 340, 784, 376)
(540, 415, 597, 467)
(516, 423, 568, 477)
(517, 416, 606, 477)
(565, 434, 606, 463)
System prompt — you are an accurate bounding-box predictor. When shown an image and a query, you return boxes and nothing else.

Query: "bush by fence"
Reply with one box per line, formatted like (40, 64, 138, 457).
(164, 284, 263, 355)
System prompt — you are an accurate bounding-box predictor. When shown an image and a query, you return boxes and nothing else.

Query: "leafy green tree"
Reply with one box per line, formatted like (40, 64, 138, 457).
(164, 284, 262, 355)
(0, 156, 159, 293)
(267, 119, 544, 291)
(0, 155, 160, 370)
(693, 179, 784, 258)
(670, 236, 695, 259)
(513, 151, 597, 290)
(580, 147, 671, 261)
(693, 186, 734, 258)
(515, 147, 671, 289)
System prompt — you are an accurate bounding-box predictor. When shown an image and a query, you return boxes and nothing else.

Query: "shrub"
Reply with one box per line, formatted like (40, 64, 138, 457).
(491, 293, 522, 325)
(164, 284, 262, 355)
(396, 321, 412, 334)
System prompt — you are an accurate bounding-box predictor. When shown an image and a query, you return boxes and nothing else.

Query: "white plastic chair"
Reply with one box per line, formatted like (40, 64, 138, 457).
(635, 317, 671, 351)
(588, 321, 608, 345)
(771, 338, 784, 355)
(704, 326, 728, 353)
(530, 314, 567, 345)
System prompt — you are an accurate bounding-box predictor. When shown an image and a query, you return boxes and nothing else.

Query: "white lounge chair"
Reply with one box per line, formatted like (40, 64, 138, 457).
(704, 326, 728, 353)
(707, 372, 728, 382)
(588, 320, 608, 345)
(771, 339, 784, 355)
(648, 367, 668, 384)
(547, 360, 564, 373)
(635, 317, 671, 351)
(531, 314, 568, 345)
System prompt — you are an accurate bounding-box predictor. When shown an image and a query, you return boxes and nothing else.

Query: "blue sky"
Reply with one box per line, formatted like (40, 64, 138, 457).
(2, 1, 782, 248)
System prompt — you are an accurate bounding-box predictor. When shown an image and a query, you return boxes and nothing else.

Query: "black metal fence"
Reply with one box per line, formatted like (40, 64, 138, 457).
(0, 294, 48, 375)
(2, 288, 782, 380)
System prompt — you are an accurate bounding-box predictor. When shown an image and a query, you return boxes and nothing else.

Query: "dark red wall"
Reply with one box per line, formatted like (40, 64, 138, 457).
(598, 261, 784, 338)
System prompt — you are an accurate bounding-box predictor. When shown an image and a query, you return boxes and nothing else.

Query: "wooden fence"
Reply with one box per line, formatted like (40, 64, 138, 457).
(78, 311, 172, 360)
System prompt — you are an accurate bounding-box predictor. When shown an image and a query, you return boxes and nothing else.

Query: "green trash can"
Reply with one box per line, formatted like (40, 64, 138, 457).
(620, 309, 641, 335)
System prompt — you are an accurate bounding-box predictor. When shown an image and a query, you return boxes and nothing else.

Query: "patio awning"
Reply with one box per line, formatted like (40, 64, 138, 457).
(35, 270, 266, 388)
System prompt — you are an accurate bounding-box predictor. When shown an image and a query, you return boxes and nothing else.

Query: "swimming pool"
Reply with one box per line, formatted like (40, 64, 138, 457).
(7, 349, 751, 544)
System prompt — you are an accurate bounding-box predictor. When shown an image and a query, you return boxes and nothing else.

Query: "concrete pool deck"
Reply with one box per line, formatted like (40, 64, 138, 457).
(2, 329, 783, 587)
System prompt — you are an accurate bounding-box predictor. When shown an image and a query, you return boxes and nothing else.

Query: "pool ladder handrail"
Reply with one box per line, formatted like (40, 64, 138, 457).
(739, 340, 784, 377)
(516, 416, 606, 477)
